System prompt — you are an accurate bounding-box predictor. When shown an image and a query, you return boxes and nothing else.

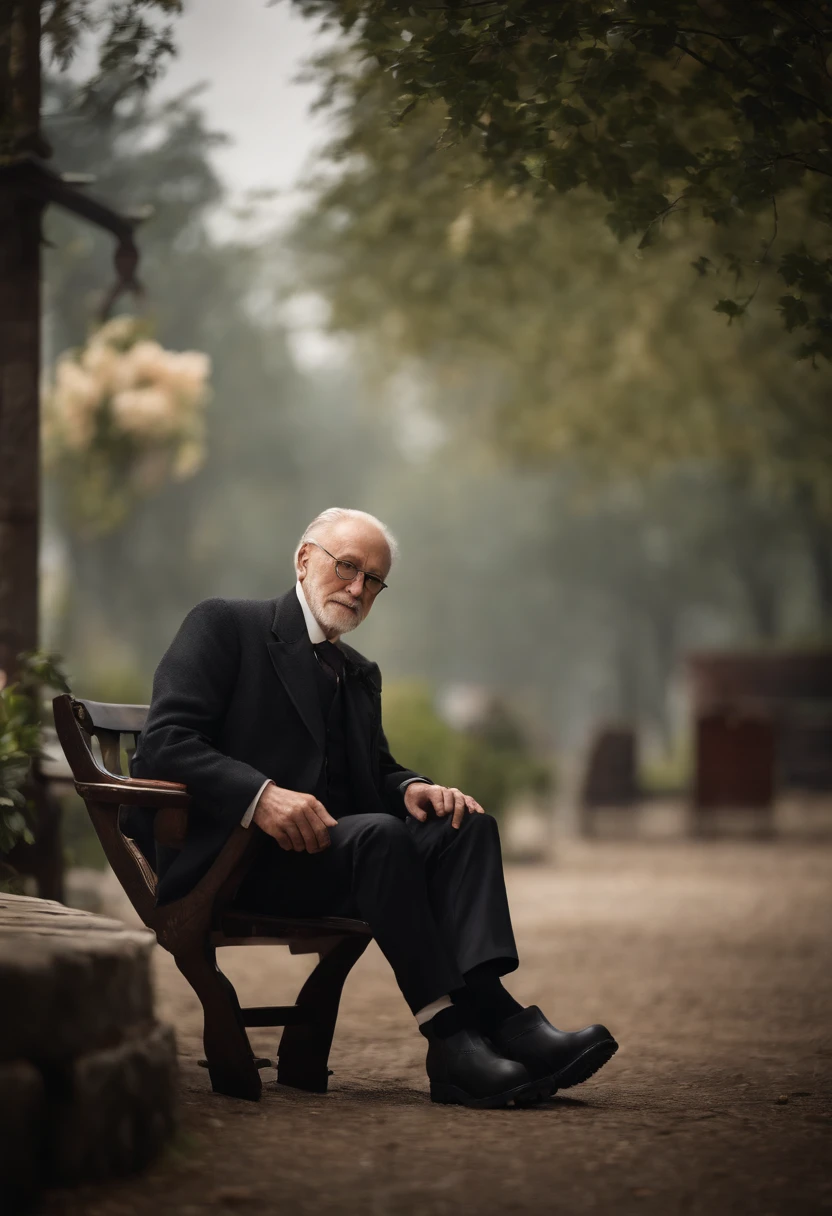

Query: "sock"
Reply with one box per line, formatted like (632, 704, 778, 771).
(418, 1003, 465, 1039)
(459, 960, 523, 1035)
(414, 994, 453, 1027)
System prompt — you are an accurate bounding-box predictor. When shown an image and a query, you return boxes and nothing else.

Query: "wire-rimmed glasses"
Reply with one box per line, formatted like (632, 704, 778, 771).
(306, 540, 388, 594)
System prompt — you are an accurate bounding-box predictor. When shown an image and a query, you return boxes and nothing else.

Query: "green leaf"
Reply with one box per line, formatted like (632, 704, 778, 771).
(522, 152, 547, 181)
(778, 294, 810, 332)
(559, 104, 590, 128)
(713, 298, 747, 323)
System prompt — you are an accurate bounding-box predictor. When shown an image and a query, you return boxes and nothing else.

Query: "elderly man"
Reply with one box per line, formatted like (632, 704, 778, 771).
(132, 508, 617, 1108)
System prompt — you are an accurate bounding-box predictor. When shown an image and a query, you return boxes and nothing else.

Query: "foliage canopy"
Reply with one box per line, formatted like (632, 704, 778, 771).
(42, 0, 182, 109)
(292, 50, 832, 516)
(294, 0, 832, 357)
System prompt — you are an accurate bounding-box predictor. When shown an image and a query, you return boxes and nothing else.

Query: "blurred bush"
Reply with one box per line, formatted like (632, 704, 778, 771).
(61, 791, 107, 871)
(640, 737, 693, 797)
(0, 653, 70, 856)
(70, 656, 151, 706)
(382, 681, 552, 818)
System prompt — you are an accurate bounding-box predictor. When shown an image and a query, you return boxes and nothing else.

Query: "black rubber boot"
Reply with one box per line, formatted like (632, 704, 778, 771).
(491, 1005, 618, 1093)
(421, 1012, 551, 1109)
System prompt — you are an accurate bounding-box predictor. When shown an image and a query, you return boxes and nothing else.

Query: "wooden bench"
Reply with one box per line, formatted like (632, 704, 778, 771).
(52, 693, 371, 1102)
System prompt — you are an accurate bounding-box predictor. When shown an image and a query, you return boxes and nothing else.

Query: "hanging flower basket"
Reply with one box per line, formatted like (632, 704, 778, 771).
(43, 317, 211, 537)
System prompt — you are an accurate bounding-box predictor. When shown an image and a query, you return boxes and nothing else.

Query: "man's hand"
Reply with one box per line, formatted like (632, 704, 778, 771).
(404, 782, 485, 829)
(253, 783, 337, 853)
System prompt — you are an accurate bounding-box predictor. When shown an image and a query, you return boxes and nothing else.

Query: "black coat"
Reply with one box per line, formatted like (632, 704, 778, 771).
(130, 587, 424, 904)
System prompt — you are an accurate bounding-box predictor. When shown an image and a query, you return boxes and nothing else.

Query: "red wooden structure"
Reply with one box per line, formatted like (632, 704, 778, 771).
(688, 650, 832, 830)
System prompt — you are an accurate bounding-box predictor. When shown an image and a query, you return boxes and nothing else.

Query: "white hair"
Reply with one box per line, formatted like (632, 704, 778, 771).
(293, 507, 399, 570)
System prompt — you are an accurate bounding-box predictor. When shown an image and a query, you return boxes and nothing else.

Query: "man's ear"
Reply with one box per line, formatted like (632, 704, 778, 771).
(297, 542, 309, 581)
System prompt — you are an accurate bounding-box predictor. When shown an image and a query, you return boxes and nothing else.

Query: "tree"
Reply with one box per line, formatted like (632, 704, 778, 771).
(290, 56, 832, 523)
(294, 0, 832, 356)
(0, 0, 181, 682)
(286, 36, 832, 734)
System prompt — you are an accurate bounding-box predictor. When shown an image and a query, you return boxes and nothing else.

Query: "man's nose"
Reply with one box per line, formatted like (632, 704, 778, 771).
(345, 572, 365, 596)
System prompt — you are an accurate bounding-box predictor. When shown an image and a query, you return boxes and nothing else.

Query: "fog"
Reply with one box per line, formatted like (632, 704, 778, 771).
(41, 0, 832, 800)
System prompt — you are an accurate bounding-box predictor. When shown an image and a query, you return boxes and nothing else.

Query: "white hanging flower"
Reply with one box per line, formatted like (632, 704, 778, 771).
(120, 339, 170, 387)
(80, 340, 121, 397)
(156, 350, 211, 405)
(111, 386, 180, 438)
(50, 358, 102, 450)
(43, 316, 211, 535)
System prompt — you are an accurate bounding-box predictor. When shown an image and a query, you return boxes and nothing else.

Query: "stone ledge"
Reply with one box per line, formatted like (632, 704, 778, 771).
(52, 1022, 178, 1184)
(0, 1061, 45, 1209)
(0, 893, 176, 1209)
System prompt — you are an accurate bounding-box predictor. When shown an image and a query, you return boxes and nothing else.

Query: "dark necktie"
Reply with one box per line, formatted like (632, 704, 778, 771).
(313, 640, 345, 685)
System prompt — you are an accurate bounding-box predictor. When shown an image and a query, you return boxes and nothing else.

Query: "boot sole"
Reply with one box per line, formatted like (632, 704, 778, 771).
(546, 1037, 619, 1091)
(430, 1077, 551, 1109)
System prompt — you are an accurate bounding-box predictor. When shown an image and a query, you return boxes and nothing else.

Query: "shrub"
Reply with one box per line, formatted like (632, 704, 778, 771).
(0, 653, 70, 854)
(382, 681, 552, 817)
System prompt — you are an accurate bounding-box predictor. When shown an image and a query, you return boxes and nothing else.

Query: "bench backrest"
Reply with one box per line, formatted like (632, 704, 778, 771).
(53, 694, 164, 924)
(60, 697, 148, 780)
(52, 694, 258, 943)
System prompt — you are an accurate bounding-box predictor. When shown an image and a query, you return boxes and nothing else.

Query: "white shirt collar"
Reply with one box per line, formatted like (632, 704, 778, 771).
(295, 580, 328, 644)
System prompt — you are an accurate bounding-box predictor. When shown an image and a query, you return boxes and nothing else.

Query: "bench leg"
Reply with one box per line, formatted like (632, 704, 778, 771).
(277, 935, 369, 1093)
(175, 944, 262, 1101)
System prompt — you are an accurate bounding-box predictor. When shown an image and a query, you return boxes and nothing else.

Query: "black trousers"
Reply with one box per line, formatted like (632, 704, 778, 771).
(235, 810, 519, 1014)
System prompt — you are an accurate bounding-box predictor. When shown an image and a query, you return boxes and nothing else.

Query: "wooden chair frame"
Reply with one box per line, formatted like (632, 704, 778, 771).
(52, 693, 371, 1101)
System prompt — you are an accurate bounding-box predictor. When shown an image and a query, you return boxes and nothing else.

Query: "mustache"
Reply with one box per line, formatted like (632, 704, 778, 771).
(329, 598, 362, 615)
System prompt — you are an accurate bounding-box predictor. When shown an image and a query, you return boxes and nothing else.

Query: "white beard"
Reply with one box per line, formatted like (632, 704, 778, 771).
(304, 579, 364, 637)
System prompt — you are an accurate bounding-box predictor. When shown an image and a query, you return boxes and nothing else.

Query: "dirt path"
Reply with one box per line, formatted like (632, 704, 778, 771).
(43, 840, 832, 1216)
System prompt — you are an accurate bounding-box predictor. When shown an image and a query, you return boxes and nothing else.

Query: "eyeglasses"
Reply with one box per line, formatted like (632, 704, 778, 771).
(306, 540, 388, 595)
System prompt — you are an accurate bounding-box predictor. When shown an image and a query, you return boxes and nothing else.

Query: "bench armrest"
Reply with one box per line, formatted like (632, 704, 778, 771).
(75, 778, 191, 809)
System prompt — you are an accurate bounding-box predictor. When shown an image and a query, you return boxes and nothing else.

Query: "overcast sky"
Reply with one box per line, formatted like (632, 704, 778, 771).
(151, 0, 345, 363)
(156, 0, 338, 228)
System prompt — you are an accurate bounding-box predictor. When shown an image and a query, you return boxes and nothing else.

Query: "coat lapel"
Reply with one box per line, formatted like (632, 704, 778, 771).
(267, 590, 326, 754)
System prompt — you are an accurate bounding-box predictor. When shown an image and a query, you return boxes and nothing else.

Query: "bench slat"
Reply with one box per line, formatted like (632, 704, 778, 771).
(74, 699, 148, 733)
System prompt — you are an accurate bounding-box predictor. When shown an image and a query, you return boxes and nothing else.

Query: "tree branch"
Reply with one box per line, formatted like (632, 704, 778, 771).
(777, 153, 832, 181)
(613, 17, 832, 120)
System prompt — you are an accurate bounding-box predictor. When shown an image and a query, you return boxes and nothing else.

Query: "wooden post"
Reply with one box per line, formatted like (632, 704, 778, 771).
(0, 1, 45, 683)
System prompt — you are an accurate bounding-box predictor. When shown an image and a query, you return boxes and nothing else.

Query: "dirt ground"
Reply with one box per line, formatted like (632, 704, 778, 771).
(43, 837, 832, 1216)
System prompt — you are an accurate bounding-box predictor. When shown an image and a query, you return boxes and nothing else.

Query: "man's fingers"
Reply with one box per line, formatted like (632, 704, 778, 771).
(292, 811, 322, 853)
(312, 799, 339, 830)
(274, 826, 295, 851)
(281, 819, 306, 852)
(428, 787, 446, 816)
(451, 789, 467, 829)
(437, 787, 454, 817)
(431, 785, 478, 824)
(408, 783, 484, 827)
(302, 808, 330, 852)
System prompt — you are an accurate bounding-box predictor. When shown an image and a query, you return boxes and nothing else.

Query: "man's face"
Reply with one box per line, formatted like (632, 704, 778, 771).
(297, 518, 392, 638)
